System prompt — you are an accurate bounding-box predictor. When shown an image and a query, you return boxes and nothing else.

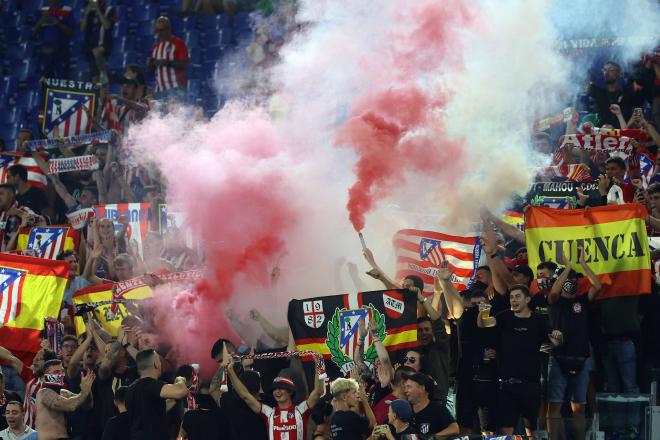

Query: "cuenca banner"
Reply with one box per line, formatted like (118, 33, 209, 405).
(288, 290, 417, 374)
(525, 205, 651, 300)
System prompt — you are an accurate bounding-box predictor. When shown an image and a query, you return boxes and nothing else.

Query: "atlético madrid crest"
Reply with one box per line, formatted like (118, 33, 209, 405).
(325, 304, 387, 374)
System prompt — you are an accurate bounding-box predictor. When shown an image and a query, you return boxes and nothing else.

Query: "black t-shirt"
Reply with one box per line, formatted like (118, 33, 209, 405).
(182, 408, 224, 440)
(102, 411, 129, 440)
(125, 377, 166, 440)
(16, 186, 48, 215)
(496, 310, 551, 382)
(220, 390, 267, 440)
(550, 294, 590, 358)
(456, 306, 498, 381)
(457, 306, 498, 381)
(529, 293, 549, 316)
(412, 400, 455, 436)
(388, 423, 421, 440)
(330, 410, 371, 439)
(0, 390, 22, 430)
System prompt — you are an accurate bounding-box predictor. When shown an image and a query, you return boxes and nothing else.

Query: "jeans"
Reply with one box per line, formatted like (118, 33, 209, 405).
(604, 337, 639, 393)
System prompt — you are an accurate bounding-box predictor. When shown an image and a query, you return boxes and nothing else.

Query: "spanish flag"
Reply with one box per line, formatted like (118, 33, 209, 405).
(0, 254, 69, 356)
(288, 290, 418, 375)
(502, 210, 525, 231)
(525, 205, 651, 299)
(16, 225, 80, 260)
(72, 282, 152, 336)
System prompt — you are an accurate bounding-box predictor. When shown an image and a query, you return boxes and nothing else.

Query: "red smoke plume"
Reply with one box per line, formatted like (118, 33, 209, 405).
(336, 2, 472, 232)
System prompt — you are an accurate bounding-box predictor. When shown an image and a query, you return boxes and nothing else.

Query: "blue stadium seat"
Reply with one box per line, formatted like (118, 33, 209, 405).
(187, 79, 200, 97)
(202, 44, 222, 59)
(234, 12, 251, 31)
(138, 20, 155, 37)
(130, 4, 159, 23)
(16, 90, 37, 111)
(6, 107, 25, 125)
(15, 59, 37, 82)
(2, 76, 18, 97)
(202, 29, 222, 45)
(112, 21, 128, 39)
(188, 46, 201, 63)
(184, 30, 199, 48)
(0, 125, 19, 146)
(200, 14, 222, 30)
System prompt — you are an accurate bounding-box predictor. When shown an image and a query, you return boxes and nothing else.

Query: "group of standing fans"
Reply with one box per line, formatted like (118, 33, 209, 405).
(0, 1, 659, 440)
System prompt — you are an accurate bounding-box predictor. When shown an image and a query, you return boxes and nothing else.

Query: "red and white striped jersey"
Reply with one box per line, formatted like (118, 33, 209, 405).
(151, 36, 189, 93)
(23, 377, 43, 429)
(260, 401, 311, 440)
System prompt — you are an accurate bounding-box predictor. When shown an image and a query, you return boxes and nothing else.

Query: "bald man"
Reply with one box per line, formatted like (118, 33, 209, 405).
(147, 16, 189, 100)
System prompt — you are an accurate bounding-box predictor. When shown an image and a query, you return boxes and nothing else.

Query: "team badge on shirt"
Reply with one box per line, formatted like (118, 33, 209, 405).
(326, 305, 387, 374)
(573, 302, 582, 313)
(420, 423, 430, 434)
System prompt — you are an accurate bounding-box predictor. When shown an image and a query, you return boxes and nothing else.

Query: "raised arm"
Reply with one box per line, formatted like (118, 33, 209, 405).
(226, 358, 261, 413)
(363, 248, 399, 289)
(482, 207, 525, 245)
(358, 382, 377, 430)
(67, 318, 94, 379)
(0, 346, 24, 375)
(40, 371, 95, 412)
(249, 309, 288, 347)
(578, 246, 601, 302)
(435, 262, 464, 319)
(159, 376, 189, 400)
(83, 244, 104, 285)
(609, 104, 628, 129)
(305, 360, 325, 409)
(368, 318, 394, 385)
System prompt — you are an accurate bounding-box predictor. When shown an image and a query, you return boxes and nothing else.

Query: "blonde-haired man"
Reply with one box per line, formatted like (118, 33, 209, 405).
(329, 378, 376, 439)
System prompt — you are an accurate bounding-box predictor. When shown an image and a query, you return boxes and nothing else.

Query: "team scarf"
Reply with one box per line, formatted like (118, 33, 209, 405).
(110, 269, 204, 313)
(538, 164, 592, 182)
(533, 107, 578, 132)
(44, 317, 64, 354)
(24, 130, 115, 151)
(219, 350, 328, 392)
(48, 155, 99, 174)
(557, 133, 634, 152)
(66, 207, 96, 230)
(186, 368, 199, 411)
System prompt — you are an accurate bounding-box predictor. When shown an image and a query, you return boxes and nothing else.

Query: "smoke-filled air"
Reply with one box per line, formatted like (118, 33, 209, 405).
(125, 0, 660, 373)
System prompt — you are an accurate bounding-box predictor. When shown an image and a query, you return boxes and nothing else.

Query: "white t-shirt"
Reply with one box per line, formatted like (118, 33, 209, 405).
(0, 425, 37, 440)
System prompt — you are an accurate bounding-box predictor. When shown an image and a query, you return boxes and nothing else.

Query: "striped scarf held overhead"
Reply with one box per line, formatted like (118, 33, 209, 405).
(48, 155, 99, 174)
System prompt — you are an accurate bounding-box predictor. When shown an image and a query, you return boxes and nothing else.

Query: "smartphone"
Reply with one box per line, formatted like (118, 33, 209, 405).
(633, 107, 643, 117)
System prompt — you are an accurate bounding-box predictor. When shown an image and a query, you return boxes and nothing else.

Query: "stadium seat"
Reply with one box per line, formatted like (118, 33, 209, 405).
(16, 90, 38, 111)
(184, 30, 199, 48)
(112, 20, 128, 40)
(234, 12, 251, 31)
(1, 76, 18, 97)
(6, 107, 25, 125)
(15, 59, 36, 82)
(200, 14, 223, 30)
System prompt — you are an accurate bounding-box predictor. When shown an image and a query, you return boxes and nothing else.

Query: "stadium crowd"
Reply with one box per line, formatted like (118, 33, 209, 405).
(0, 1, 660, 440)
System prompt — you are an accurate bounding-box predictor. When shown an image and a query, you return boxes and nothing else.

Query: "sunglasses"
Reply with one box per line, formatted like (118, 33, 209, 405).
(403, 357, 418, 364)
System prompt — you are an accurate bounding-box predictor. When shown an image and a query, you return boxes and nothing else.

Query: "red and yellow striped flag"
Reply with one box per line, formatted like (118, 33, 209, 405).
(72, 283, 152, 336)
(0, 254, 69, 356)
(525, 205, 651, 299)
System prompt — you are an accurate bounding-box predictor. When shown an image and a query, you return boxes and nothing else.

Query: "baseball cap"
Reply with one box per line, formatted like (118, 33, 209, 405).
(511, 264, 533, 281)
(272, 376, 296, 394)
(389, 399, 413, 422)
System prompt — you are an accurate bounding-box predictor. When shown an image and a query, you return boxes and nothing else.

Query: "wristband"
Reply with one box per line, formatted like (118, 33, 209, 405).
(489, 253, 498, 259)
(356, 340, 364, 347)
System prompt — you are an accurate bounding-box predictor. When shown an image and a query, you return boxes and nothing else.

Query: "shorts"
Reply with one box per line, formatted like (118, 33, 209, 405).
(547, 355, 589, 404)
(456, 379, 498, 432)
(496, 380, 541, 431)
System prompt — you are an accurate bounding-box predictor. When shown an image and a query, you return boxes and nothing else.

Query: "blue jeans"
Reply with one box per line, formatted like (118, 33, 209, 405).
(548, 355, 590, 404)
(604, 338, 639, 393)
